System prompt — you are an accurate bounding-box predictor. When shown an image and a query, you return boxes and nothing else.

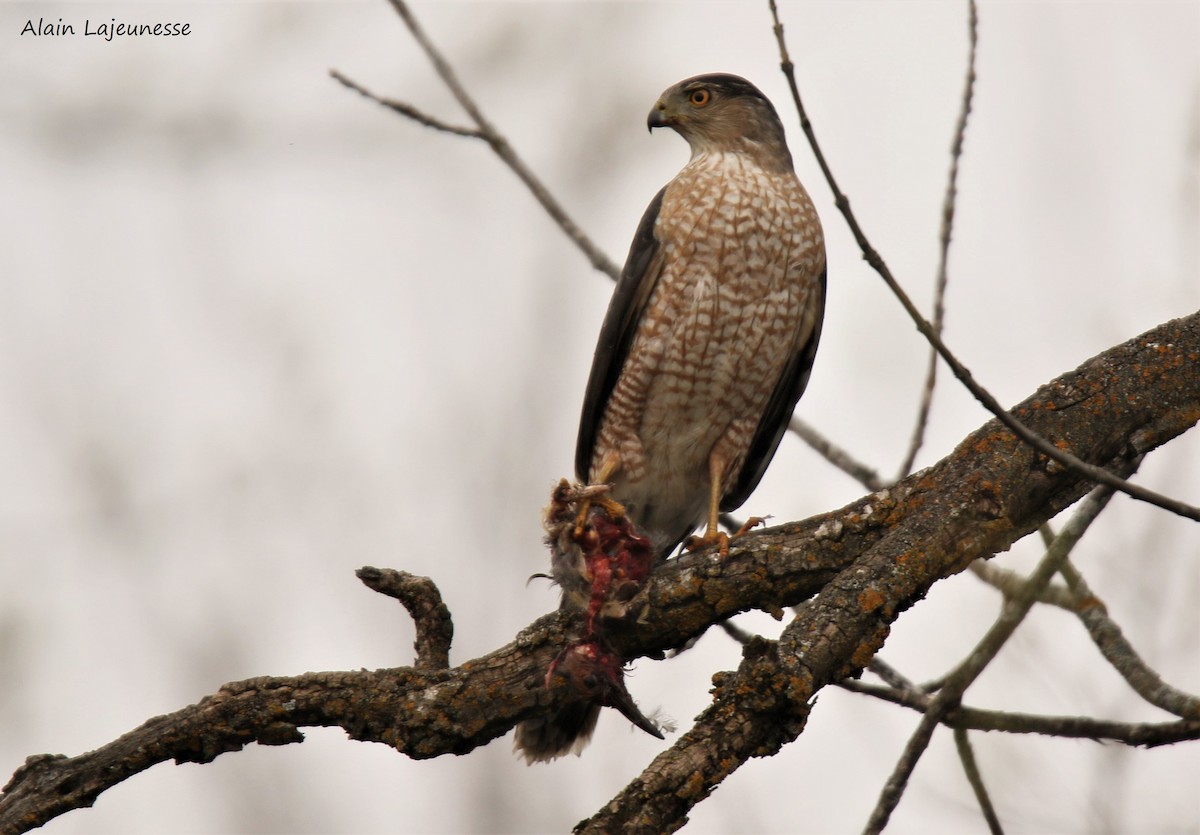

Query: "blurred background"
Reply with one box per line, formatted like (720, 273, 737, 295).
(1, 1, 1197, 832)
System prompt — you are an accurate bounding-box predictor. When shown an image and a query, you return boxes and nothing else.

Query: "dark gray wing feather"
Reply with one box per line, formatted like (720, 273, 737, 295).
(721, 266, 827, 511)
(575, 187, 667, 482)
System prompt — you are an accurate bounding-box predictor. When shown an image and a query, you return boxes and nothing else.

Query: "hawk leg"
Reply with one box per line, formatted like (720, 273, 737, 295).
(573, 450, 626, 537)
(684, 455, 769, 557)
(685, 451, 732, 557)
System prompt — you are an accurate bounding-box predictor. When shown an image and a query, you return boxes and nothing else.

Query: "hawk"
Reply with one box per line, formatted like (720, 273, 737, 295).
(515, 73, 825, 763)
(579, 72, 826, 559)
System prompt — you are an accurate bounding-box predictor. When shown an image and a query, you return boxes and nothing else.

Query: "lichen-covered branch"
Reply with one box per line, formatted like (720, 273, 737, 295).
(577, 312, 1200, 833)
(866, 474, 1131, 833)
(356, 567, 454, 671)
(2, 314, 1196, 834)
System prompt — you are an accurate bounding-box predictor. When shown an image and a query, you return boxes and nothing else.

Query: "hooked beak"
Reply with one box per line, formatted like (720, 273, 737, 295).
(647, 100, 672, 132)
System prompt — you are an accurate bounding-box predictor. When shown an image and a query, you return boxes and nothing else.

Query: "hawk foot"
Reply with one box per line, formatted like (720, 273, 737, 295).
(685, 516, 767, 558)
(573, 488, 627, 540)
(684, 529, 730, 558)
(733, 515, 768, 537)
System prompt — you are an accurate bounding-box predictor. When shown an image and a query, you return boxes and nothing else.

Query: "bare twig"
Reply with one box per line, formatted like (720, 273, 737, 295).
(971, 558, 1200, 719)
(863, 472, 1133, 833)
(868, 657, 921, 694)
(953, 727, 1004, 835)
(1036, 523, 1057, 549)
(969, 560, 1078, 608)
(1057, 560, 1200, 719)
(720, 619, 758, 646)
(357, 567, 454, 671)
(897, 0, 979, 479)
(838, 679, 1200, 747)
(336, 0, 622, 280)
(768, 0, 1200, 522)
(329, 69, 482, 137)
(788, 416, 888, 491)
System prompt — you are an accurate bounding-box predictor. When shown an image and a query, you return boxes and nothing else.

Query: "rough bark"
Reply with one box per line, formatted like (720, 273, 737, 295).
(2, 313, 1197, 834)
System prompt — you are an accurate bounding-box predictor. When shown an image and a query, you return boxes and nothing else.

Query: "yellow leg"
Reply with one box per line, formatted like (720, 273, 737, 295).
(686, 453, 731, 557)
(704, 452, 724, 542)
(574, 450, 625, 535)
(593, 450, 621, 487)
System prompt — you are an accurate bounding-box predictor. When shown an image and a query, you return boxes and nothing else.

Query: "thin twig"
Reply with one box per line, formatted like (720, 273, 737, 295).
(789, 416, 888, 491)
(953, 727, 1004, 835)
(862, 471, 1132, 833)
(329, 69, 482, 137)
(1036, 522, 1057, 549)
(1057, 560, 1200, 719)
(838, 679, 1200, 747)
(972, 558, 1200, 718)
(897, 0, 979, 479)
(720, 619, 758, 645)
(767, 0, 1200, 522)
(969, 560, 1078, 608)
(868, 657, 921, 694)
(342, 1, 622, 280)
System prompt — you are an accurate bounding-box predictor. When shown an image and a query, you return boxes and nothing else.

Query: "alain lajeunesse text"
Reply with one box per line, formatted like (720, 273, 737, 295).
(21, 17, 191, 41)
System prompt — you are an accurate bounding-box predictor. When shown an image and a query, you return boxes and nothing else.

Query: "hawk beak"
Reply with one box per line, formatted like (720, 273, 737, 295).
(647, 101, 671, 132)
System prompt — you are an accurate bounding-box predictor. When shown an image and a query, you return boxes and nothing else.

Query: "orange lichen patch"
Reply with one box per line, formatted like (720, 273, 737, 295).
(680, 770, 707, 799)
(1073, 595, 1109, 616)
(857, 587, 886, 614)
(850, 638, 882, 670)
(895, 547, 930, 570)
(970, 432, 1000, 456)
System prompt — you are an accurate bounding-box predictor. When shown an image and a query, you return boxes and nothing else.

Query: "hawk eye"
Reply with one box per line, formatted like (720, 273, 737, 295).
(688, 88, 711, 107)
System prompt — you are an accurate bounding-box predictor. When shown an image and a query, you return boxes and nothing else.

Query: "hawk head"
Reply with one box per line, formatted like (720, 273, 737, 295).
(647, 73, 793, 170)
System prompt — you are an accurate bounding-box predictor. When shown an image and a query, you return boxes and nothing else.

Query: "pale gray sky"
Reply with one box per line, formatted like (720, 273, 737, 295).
(1, 2, 1197, 832)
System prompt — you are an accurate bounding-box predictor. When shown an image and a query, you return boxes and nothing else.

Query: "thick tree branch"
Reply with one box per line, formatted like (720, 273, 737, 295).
(866, 474, 1130, 833)
(3, 314, 1197, 833)
(576, 313, 1199, 832)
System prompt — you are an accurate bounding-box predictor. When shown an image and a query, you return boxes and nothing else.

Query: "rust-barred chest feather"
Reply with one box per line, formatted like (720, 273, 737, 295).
(588, 148, 824, 555)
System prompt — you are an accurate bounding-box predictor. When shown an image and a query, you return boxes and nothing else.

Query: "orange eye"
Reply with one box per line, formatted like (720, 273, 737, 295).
(688, 88, 711, 107)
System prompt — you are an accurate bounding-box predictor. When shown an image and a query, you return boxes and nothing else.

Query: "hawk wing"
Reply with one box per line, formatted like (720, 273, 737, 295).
(575, 187, 668, 482)
(721, 264, 827, 512)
